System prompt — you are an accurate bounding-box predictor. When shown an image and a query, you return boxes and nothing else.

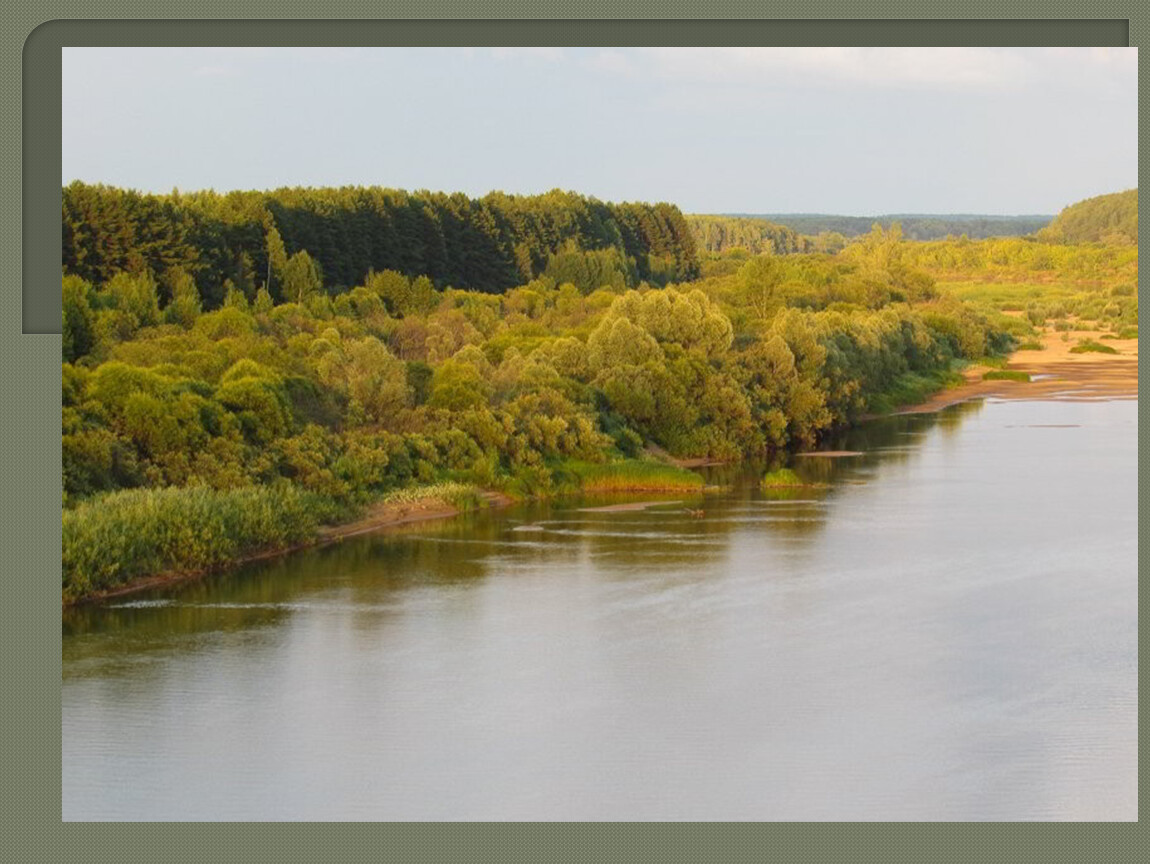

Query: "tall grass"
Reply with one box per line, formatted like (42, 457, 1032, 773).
(561, 460, 704, 494)
(761, 468, 804, 488)
(62, 483, 342, 601)
(380, 482, 484, 510)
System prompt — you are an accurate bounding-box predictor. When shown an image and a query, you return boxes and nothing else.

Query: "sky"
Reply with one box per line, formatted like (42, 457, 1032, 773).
(61, 46, 1138, 216)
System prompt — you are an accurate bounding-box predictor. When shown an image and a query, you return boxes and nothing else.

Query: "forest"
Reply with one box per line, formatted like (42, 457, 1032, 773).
(62, 182, 701, 308)
(687, 215, 817, 255)
(60, 184, 1137, 602)
(1036, 189, 1138, 245)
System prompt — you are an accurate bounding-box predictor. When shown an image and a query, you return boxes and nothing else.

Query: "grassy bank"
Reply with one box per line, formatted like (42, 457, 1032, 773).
(565, 460, 706, 493)
(62, 460, 708, 604)
(62, 483, 346, 603)
(377, 482, 487, 511)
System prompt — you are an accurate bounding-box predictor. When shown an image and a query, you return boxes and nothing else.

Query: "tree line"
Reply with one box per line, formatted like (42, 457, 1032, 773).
(687, 214, 815, 255)
(62, 182, 702, 309)
(736, 213, 1053, 241)
(1036, 188, 1137, 245)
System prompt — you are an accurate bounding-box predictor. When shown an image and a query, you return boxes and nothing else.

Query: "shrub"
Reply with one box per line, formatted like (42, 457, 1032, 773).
(1069, 340, 1119, 354)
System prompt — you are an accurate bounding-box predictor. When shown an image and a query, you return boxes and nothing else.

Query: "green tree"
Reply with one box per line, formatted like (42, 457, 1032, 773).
(62, 274, 96, 362)
(163, 267, 203, 328)
(265, 223, 289, 296)
(280, 251, 323, 303)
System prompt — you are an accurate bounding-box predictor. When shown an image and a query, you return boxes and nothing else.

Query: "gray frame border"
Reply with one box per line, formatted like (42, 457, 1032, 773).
(2, 6, 1142, 851)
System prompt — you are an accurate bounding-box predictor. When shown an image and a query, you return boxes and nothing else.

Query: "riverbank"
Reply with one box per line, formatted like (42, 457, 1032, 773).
(317, 490, 515, 542)
(66, 328, 1135, 608)
(68, 487, 516, 607)
(897, 325, 1137, 414)
(64, 462, 704, 607)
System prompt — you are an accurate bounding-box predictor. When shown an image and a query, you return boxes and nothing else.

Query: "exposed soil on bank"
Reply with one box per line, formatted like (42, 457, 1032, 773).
(317, 491, 514, 543)
(898, 325, 1137, 414)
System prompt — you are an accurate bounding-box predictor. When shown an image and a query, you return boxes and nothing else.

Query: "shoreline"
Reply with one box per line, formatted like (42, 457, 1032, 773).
(69, 491, 516, 608)
(69, 326, 1136, 609)
(892, 325, 1137, 415)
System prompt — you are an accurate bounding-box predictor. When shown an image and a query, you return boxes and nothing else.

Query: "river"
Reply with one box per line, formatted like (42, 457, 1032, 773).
(62, 397, 1138, 821)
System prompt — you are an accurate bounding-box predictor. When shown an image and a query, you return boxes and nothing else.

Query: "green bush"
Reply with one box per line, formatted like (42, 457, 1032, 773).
(1069, 340, 1119, 354)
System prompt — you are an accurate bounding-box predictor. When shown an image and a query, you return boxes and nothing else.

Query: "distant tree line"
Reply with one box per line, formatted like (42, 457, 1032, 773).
(730, 213, 1053, 241)
(62, 182, 702, 308)
(1036, 189, 1137, 245)
(687, 215, 814, 255)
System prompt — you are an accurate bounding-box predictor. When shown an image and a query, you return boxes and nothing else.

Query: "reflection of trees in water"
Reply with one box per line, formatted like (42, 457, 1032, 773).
(930, 399, 984, 438)
(62, 599, 289, 674)
(64, 402, 989, 655)
(799, 400, 985, 485)
(63, 517, 498, 647)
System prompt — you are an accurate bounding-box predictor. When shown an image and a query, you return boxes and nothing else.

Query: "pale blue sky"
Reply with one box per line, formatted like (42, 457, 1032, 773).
(62, 47, 1138, 215)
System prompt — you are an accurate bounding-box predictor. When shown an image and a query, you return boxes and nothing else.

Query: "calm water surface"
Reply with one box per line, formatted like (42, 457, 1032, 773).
(62, 398, 1138, 821)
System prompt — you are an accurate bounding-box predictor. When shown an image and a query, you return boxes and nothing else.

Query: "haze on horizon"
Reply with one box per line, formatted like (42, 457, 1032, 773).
(62, 46, 1137, 216)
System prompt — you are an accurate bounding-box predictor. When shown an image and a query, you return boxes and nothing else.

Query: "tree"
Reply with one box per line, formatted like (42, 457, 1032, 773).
(316, 337, 409, 427)
(62, 274, 96, 362)
(366, 269, 412, 315)
(265, 224, 288, 296)
(427, 359, 492, 411)
(737, 255, 787, 321)
(163, 267, 202, 328)
(280, 250, 323, 303)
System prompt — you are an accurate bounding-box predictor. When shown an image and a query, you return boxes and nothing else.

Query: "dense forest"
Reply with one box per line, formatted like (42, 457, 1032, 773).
(738, 213, 1053, 240)
(60, 219, 1018, 599)
(62, 182, 702, 308)
(1036, 189, 1138, 245)
(61, 184, 1139, 601)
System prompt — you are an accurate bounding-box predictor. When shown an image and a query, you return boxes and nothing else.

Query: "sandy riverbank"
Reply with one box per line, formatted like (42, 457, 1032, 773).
(899, 325, 1137, 414)
(317, 490, 514, 542)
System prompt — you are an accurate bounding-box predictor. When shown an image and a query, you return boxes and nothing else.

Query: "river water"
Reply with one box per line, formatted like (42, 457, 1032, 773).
(62, 398, 1138, 821)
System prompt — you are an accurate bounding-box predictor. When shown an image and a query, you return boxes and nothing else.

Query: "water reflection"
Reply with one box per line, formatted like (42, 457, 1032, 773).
(62, 398, 1136, 821)
(59, 401, 1007, 658)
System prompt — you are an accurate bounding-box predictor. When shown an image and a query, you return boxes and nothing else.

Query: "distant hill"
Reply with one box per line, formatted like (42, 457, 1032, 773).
(1036, 189, 1137, 245)
(734, 213, 1054, 241)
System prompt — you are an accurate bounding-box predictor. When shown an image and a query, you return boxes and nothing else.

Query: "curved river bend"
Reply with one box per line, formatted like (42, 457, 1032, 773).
(63, 398, 1138, 821)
